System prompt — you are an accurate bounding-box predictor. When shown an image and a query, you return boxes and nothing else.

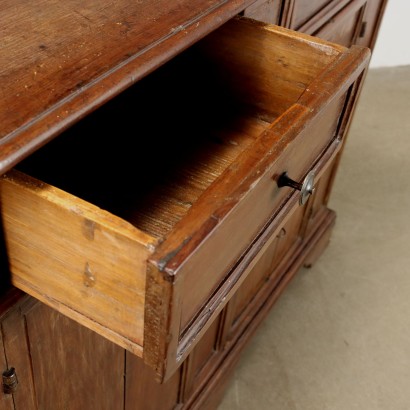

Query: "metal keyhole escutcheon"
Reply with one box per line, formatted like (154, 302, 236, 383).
(2, 368, 18, 394)
(278, 171, 316, 205)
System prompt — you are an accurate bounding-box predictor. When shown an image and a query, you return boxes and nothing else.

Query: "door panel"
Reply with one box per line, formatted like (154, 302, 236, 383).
(1, 299, 125, 410)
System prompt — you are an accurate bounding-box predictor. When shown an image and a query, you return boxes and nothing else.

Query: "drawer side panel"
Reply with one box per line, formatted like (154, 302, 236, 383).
(0, 171, 153, 354)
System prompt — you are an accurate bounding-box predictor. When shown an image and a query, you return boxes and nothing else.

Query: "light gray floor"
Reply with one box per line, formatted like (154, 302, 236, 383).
(218, 66, 410, 410)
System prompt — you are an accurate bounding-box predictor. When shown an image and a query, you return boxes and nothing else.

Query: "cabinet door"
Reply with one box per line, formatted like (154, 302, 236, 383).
(0, 330, 14, 410)
(181, 313, 224, 404)
(1, 299, 125, 410)
(125, 353, 181, 410)
(355, 0, 388, 48)
(1, 307, 36, 410)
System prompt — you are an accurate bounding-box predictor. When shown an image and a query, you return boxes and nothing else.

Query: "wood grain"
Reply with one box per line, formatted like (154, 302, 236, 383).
(0, 170, 156, 353)
(227, 204, 305, 333)
(282, 0, 351, 31)
(0, 17, 370, 381)
(125, 352, 181, 410)
(176, 62, 362, 331)
(0, 328, 14, 409)
(145, 38, 369, 380)
(0, 0, 256, 174)
(356, 0, 389, 49)
(1, 308, 37, 409)
(13, 43, 270, 240)
(197, 18, 343, 119)
(23, 302, 125, 410)
(184, 209, 337, 410)
(243, 0, 282, 24)
(0, 0, 387, 405)
(311, 0, 367, 47)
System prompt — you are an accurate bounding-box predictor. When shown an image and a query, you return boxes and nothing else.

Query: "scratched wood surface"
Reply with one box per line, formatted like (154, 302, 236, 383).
(0, 0, 255, 174)
(0, 18, 370, 380)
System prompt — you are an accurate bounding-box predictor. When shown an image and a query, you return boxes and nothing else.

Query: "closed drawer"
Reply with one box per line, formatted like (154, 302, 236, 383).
(303, 0, 368, 47)
(225, 204, 306, 340)
(243, 0, 282, 24)
(281, 0, 351, 31)
(0, 18, 369, 380)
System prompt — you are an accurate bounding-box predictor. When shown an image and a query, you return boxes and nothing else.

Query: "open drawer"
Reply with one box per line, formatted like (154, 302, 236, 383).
(0, 18, 369, 380)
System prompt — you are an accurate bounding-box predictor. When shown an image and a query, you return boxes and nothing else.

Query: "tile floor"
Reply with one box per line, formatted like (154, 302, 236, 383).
(218, 66, 410, 410)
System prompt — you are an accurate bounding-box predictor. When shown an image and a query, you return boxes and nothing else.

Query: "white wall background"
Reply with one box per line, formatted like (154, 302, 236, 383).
(370, 0, 410, 67)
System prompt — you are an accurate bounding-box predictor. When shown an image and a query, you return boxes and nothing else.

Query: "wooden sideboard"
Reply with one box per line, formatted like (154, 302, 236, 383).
(0, 1, 387, 409)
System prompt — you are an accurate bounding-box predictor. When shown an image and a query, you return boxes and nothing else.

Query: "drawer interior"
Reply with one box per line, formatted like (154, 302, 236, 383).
(16, 19, 340, 241)
(1, 18, 345, 356)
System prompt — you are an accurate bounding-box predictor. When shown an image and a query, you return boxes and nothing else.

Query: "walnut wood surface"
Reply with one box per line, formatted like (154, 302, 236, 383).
(189, 210, 337, 410)
(177, 96, 347, 343)
(1, 308, 37, 409)
(227, 204, 305, 332)
(182, 317, 221, 400)
(0, 1, 387, 404)
(0, 0, 386, 410)
(281, 0, 389, 50)
(0, 330, 14, 409)
(1, 301, 125, 409)
(176, 121, 348, 371)
(0, 17, 370, 380)
(0, 0, 256, 175)
(125, 352, 181, 410)
(282, 0, 351, 31)
(356, 0, 389, 49)
(310, 0, 367, 47)
(243, 0, 282, 24)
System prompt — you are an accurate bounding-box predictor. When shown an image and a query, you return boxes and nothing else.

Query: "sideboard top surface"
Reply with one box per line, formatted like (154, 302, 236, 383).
(0, 0, 253, 174)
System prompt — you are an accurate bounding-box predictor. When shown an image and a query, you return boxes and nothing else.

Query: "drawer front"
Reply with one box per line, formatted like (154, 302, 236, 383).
(179, 92, 347, 332)
(143, 19, 370, 380)
(226, 204, 306, 336)
(171, 92, 359, 374)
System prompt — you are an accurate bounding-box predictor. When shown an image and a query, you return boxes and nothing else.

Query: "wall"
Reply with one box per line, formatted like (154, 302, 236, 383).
(370, 0, 410, 67)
